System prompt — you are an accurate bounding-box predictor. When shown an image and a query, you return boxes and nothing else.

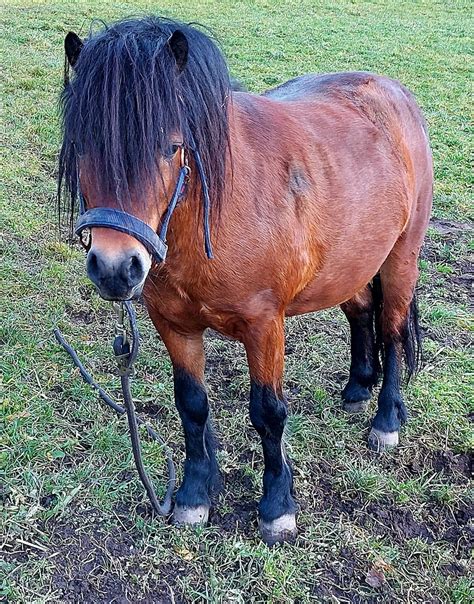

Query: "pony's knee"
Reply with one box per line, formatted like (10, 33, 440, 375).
(249, 382, 287, 434)
(174, 366, 209, 425)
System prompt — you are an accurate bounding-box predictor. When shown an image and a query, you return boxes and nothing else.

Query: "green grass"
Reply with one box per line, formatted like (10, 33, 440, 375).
(1, 1, 473, 602)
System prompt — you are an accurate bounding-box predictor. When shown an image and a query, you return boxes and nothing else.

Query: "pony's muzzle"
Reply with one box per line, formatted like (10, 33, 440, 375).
(86, 247, 148, 301)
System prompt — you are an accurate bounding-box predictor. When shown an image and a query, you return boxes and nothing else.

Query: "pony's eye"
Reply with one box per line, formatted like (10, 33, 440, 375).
(165, 144, 181, 159)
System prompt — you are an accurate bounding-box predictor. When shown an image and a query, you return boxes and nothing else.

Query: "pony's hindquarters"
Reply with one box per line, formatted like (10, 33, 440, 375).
(376, 86, 433, 373)
(337, 82, 433, 450)
(368, 132, 432, 450)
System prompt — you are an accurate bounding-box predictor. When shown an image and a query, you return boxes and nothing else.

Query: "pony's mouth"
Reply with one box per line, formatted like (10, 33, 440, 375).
(94, 280, 145, 302)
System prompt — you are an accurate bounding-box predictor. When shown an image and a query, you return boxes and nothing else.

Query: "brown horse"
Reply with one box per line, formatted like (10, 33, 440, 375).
(59, 17, 432, 544)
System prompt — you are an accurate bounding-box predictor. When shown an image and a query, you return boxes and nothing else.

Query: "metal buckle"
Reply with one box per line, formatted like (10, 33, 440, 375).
(180, 146, 191, 179)
(114, 302, 127, 344)
(113, 302, 132, 374)
(78, 227, 91, 251)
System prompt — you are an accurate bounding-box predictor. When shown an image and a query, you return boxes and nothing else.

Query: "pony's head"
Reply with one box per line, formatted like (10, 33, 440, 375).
(59, 17, 230, 300)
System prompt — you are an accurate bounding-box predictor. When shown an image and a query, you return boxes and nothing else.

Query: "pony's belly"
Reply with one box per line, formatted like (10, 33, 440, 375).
(286, 285, 357, 316)
(285, 263, 381, 316)
(286, 211, 405, 316)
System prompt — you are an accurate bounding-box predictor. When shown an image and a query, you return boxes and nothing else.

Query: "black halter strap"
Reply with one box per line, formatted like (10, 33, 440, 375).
(75, 207, 170, 263)
(74, 145, 214, 263)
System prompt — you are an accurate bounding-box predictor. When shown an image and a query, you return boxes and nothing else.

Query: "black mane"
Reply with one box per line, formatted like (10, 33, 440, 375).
(58, 16, 231, 226)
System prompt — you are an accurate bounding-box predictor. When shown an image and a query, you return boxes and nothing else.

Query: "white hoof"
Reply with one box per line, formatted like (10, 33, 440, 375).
(343, 400, 369, 414)
(368, 428, 399, 452)
(173, 505, 209, 526)
(259, 514, 297, 546)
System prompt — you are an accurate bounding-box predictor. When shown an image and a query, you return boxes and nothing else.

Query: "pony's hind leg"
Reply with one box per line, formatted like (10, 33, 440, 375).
(243, 315, 298, 545)
(369, 242, 422, 452)
(148, 314, 219, 524)
(340, 286, 380, 413)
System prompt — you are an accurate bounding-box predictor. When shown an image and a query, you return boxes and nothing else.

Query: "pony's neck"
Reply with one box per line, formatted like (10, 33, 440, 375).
(164, 167, 208, 262)
(164, 92, 288, 263)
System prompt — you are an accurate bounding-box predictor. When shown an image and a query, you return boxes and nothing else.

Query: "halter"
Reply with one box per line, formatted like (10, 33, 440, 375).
(74, 143, 214, 263)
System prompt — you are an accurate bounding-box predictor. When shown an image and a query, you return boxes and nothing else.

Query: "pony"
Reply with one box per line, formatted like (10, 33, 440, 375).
(59, 16, 432, 545)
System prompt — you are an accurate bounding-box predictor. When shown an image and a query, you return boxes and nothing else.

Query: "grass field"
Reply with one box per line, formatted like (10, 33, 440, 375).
(1, 0, 473, 602)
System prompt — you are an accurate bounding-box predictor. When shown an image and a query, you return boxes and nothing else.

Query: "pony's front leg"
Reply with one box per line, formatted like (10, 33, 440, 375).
(243, 316, 298, 545)
(148, 315, 218, 525)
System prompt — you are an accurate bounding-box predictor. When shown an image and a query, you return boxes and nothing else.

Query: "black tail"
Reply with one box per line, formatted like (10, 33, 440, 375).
(371, 274, 384, 382)
(371, 274, 422, 382)
(402, 295, 422, 380)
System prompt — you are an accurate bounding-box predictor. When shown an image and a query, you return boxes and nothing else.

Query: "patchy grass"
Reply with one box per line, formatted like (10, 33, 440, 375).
(1, 1, 472, 603)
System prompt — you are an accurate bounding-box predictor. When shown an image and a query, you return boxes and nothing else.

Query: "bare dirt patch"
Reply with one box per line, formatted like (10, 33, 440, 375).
(423, 218, 473, 301)
(37, 509, 183, 604)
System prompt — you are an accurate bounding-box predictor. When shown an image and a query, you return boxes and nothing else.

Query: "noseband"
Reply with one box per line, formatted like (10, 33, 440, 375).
(74, 144, 214, 262)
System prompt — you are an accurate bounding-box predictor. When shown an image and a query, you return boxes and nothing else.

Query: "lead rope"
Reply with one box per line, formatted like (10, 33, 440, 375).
(54, 301, 175, 516)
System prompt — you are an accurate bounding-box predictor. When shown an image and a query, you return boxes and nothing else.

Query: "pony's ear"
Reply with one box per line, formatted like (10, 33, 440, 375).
(65, 31, 83, 68)
(168, 30, 188, 72)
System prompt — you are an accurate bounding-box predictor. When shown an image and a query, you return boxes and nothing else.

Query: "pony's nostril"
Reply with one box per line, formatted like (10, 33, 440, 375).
(127, 254, 144, 287)
(88, 251, 98, 273)
(86, 251, 101, 285)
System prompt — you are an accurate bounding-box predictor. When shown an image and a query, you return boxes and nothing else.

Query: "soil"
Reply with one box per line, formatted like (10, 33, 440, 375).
(11, 220, 471, 603)
(35, 509, 186, 604)
(13, 442, 469, 604)
(422, 218, 473, 303)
